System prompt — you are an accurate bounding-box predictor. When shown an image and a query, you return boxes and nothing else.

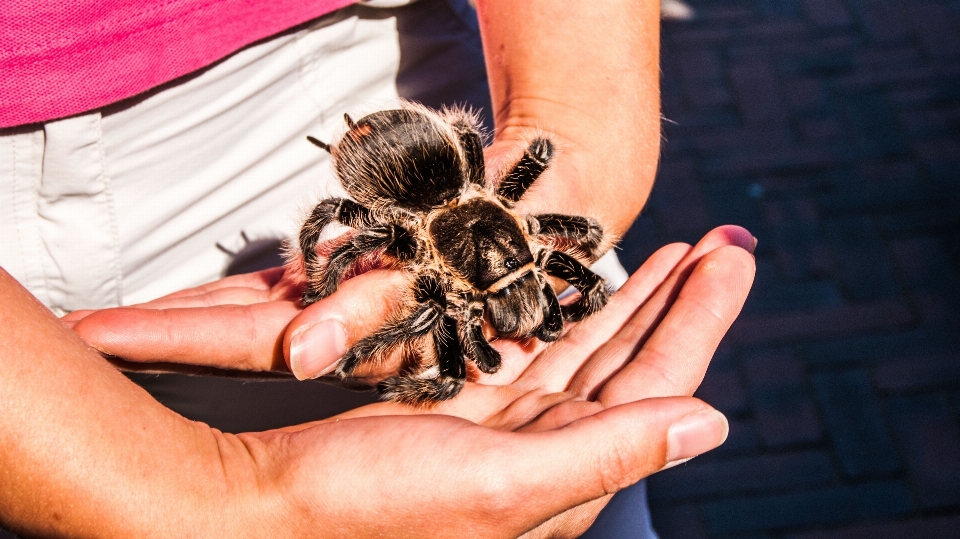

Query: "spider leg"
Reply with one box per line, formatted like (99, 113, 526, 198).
(451, 121, 486, 188)
(306, 135, 331, 152)
(377, 314, 467, 404)
(302, 222, 417, 305)
(543, 250, 609, 321)
(497, 138, 554, 203)
(461, 300, 501, 374)
(530, 213, 604, 259)
(536, 278, 564, 342)
(299, 198, 371, 295)
(367, 277, 468, 403)
(336, 274, 445, 377)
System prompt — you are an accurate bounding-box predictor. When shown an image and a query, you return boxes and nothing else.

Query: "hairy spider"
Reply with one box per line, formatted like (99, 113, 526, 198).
(297, 103, 609, 404)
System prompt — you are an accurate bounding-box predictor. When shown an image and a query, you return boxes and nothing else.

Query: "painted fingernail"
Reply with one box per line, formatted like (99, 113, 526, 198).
(290, 320, 348, 380)
(666, 409, 729, 465)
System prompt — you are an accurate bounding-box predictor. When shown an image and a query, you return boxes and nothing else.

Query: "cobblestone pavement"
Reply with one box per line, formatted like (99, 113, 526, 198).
(618, 1, 960, 537)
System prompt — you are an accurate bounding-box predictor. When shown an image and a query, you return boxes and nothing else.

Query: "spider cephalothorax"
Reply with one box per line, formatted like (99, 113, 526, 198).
(298, 103, 609, 404)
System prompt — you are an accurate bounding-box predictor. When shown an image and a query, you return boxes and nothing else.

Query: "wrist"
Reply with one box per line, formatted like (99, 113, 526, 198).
(488, 97, 657, 238)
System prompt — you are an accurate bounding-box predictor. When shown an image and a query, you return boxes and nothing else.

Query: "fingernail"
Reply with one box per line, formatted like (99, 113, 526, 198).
(750, 236, 759, 253)
(666, 409, 729, 464)
(290, 320, 348, 380)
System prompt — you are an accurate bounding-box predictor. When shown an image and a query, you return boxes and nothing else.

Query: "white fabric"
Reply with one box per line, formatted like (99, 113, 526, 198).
(1, 11, 405, 313)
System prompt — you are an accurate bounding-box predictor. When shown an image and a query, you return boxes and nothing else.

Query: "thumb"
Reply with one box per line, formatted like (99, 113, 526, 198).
(505, 397, 727, 525)
(285, 269, 411, 380)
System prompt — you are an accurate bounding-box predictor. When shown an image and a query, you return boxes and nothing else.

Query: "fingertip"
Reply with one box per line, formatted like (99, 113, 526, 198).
(707, 225, 755, 253)
(695, 245, 757, 292)
(288, 319, 348, 380)
(665, 407, 728, 465)
(72, 308, 157, 355)
(283, 269, 410, 378)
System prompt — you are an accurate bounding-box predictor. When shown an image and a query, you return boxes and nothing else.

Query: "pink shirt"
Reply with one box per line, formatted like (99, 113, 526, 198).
(1, 0, 355, 128)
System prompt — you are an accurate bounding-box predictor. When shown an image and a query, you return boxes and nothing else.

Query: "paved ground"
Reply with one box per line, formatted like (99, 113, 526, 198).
(618, 1, 960, 538)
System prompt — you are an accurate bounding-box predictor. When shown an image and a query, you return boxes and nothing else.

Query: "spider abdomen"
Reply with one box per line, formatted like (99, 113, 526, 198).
(334, 109, 465, 211)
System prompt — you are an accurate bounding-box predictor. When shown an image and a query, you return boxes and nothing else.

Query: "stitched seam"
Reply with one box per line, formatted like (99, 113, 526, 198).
(96, 114, 124, 306)
(13, 131, 54, 307)
(11, 134, 28, 284)
(34, 131, 54, 308)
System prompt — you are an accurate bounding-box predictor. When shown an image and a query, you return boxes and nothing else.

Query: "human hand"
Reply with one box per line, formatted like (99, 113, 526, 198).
(246, 396, 724, 539)
(235, 224, 753, 538)
(64, 263, 411, 380)
(289, 225, 756, 538)
(69, 225, 755, 536)
(2, 232, 751, 538)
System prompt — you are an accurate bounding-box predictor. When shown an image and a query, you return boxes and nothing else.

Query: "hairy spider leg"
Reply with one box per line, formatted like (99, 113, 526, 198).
(378, 313, 467, 403)
(336, 274, 446, 377)
(300, 198, 373, 305)
(303, 223, 417, 305)
(496, 138, 554, 203)
(531, 213, 605, 259)
(459, 299, 501, 373)
(450, 121, 486, 188)
(543, 250, 610, 321)
(536, 277, 564, 342)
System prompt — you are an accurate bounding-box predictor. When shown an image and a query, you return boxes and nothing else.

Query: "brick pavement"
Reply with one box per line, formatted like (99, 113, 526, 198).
(619, 1, 960, 537)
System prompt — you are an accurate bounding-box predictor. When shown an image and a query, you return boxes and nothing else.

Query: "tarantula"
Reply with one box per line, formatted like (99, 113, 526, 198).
(298, 103, 609, 404)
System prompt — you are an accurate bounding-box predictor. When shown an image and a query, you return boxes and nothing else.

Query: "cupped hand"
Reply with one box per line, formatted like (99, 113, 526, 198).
(69, 225, 755, 537)
(249, 396, 723, 539)
(236, 224, 753, 538)
(276, 225, 755, 538)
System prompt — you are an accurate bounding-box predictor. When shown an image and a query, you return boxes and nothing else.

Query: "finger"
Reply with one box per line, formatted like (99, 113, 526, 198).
(63, 285, 279, 327)
(139, 267, 297, 309)
(62, 310, 95, 326)
(482, 242, 690, 388)
(529, 225, 754, 392)
(501, 397, 727, 532)
(73, 269, 409, 375)
(284, 269, 411, 380)
(156, 266, 287, 302)
(593, 245, 755, 405)
(61, 268, 290, 326)
(72, 301, 300, 371)
(136, 286, 280, 309)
